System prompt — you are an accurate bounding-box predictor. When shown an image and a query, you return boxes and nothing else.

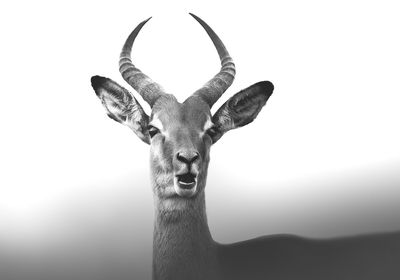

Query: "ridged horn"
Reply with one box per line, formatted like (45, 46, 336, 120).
(119, 17, 165, 107)
(189, 13, 236, 107)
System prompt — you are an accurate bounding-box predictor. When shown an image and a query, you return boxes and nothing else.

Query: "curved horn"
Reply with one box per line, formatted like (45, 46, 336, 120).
(119, 17, 165, 107)
(190, 13, 236, 107)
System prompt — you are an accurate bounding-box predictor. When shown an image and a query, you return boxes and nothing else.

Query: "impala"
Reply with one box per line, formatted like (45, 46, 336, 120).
(91, 13, 400, 280)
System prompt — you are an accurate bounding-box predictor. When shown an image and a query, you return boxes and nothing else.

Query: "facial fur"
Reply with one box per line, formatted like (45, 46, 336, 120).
(149, 95, 213, 211)
(91, 76, 273, 214)
(91, 15, 274, 215)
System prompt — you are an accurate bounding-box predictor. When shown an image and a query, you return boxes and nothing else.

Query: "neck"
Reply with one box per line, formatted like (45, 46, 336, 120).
(152, 192, 219, 280)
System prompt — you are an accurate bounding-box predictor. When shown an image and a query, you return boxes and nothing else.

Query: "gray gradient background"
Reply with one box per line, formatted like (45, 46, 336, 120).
(1, 1, 399, 279)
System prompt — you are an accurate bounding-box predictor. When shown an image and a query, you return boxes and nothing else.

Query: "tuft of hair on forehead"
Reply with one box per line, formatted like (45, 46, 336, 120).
(151, 94, 179, 114)
(149, 95, 212, 129)
(183, 96, 212, 115)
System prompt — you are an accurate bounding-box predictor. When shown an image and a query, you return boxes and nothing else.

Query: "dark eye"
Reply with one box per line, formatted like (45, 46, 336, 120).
(206, 126, 217, 139)
(148, 125, 160, 139)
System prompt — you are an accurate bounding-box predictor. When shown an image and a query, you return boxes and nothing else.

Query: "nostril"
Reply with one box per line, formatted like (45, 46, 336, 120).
(176, 153, 185, 163)
(177, 151, 200, 164)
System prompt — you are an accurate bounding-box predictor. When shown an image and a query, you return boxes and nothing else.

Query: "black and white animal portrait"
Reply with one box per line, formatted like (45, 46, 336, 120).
(1, 2, 400, 280)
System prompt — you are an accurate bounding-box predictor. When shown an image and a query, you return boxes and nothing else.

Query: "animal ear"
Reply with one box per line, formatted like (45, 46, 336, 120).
(91, 75, 150, 144)
(210, 81, 274, 143)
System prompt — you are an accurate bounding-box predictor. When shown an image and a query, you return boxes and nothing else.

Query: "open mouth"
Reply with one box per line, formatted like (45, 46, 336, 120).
(173, 172, 198, 198)
(176, 173, 197, 189)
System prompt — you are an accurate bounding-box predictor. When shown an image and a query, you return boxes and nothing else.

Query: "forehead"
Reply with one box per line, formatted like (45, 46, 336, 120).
(151, 95, 211, 129)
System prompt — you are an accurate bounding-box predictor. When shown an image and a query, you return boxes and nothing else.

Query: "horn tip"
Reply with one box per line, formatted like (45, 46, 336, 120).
(188, 13, 199, 20)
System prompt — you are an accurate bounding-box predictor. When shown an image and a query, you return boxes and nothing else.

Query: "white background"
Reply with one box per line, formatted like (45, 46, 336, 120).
(0, 0, 399, 277)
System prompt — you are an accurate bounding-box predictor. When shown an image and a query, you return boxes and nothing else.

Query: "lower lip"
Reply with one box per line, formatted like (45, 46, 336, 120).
(173, 177, 197, 197)
(177, 181, 196, 190)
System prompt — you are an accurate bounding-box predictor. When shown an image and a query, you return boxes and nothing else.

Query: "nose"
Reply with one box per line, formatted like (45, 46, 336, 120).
(176, 151, 199, 165)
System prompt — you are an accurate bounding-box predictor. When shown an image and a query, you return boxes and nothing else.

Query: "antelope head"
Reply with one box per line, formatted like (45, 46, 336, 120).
(91, 14, 274, 211)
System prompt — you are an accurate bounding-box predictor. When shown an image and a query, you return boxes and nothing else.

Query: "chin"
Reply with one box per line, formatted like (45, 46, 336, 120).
(160, 186, 202, 214)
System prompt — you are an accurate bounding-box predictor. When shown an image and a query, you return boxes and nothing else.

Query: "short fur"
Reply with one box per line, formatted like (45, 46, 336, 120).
(91, 14, 400, 280)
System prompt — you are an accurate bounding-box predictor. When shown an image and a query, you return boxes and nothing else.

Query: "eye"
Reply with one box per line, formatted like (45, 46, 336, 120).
(205, 126, 217, 139)
(148, 125, 160, 139)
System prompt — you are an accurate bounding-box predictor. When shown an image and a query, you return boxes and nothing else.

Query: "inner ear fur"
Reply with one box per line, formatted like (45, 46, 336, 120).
(91, 75, 150, 144)
(211, 81, 274, 143)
